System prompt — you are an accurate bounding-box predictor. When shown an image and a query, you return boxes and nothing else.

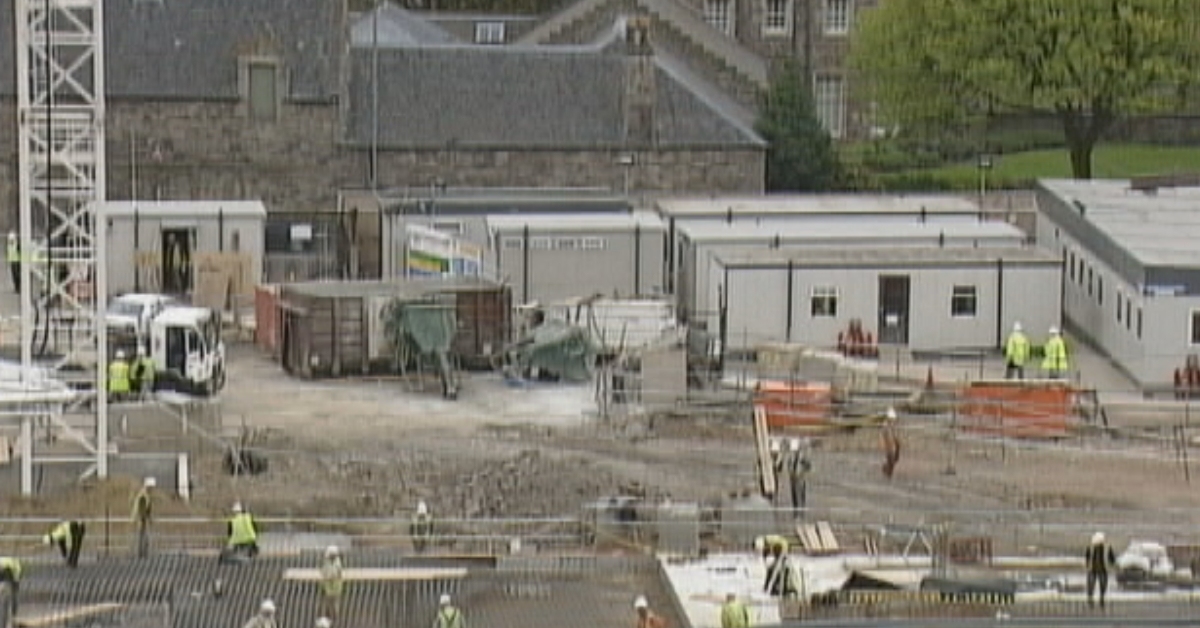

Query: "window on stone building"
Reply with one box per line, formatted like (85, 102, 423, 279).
(762, 0, 791, 35)
(811, 286, 838, 317)
(951, 285, 978, 317)
(704, 0, 735, 36)
(248, 62, 278, 121)
(823, 0, 851, 35)
(814, 75, 845, 138)
(474, 22, 506, 44)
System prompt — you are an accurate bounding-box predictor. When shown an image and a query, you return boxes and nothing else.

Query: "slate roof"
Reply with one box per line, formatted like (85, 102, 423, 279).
(345, 46, 765, 149)
(0, 0, 342, 101)
(350, 3, 459, 48)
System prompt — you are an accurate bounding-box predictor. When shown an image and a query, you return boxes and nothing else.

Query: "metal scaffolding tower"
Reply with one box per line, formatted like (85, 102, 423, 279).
(13, 0, 109, 495)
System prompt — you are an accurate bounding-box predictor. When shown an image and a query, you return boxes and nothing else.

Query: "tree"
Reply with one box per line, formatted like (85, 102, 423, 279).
(756, 62, 842, 191)
(851, 0, 1200, 179)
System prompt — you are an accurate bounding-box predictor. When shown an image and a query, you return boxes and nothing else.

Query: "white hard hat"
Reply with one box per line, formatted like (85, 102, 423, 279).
(769, 439, 781, 452)
(886, 407, 897, 421)
(416, 500, 428, 516)
(634, 595, 648, 609)
(137, 345, 146, 356)
(316, 619, 332, 628)
(439, 594, 451, 606)
(115, 350, 126, 360)
(1092, 532, 1105, 545)
(1049, 326, 1060, 335)
(789, 438, 801, 452)
(7, 232, 15, 240)
(260, 599, 276, 614)
(1012, 321, 1022, 332)
(325, 545, 339, 558)
(232, 502, 243, 514)
(753, 536, 765, 551)
(144, 477, 156, 488)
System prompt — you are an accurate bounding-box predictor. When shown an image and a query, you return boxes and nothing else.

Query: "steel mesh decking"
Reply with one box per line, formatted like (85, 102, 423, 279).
(15, 553, 676, 628)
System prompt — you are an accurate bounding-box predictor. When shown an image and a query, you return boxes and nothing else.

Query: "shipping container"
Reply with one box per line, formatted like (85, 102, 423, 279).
(277, 278, 511, 378)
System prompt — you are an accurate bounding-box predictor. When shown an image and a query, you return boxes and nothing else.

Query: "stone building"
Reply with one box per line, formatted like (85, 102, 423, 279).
(1, 0, 765, 242)
(515, 0, 879, 140)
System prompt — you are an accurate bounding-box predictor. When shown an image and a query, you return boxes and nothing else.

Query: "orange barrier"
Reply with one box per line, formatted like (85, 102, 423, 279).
(959, 381, 1074, 439)
(755, 381, 833, 428)
(254, 284, 281, 355)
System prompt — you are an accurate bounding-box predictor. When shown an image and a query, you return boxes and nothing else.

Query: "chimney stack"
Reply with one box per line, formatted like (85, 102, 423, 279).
(623, 15, 656, 146)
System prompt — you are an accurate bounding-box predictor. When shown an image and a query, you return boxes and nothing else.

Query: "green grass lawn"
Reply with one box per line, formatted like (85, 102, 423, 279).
(884, 144, 1200, 190)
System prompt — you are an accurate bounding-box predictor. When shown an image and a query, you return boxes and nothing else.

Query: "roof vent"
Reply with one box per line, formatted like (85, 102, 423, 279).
(1072, 199, 1086, 216)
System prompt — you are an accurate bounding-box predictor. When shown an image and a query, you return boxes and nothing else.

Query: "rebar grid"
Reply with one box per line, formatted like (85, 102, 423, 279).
(13, 552, 671, 628)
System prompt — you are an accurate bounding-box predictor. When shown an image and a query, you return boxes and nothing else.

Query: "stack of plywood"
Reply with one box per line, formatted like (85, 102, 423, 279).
(194, 252, 253, 311)
(134, 251, 163, 292)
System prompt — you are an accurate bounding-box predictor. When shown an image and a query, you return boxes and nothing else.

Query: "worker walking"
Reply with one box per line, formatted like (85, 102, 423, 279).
(720, 592, 750, 628)
(223, 502, 259, 562)
(1004, 322, 1030, 380)
(411, 500, 433, 553)
(1086, 532, 1116, 609)
(1042, 327, 1070, 380)
(131, 477, 156, 559)
(108, 350, 131, 402)
(243, 599, 277, 628)
(768, 439, 784, 505)
(0, 556, 22, 618)
(130, 345, 156, 399)
(6, 232, 19, 293)
(434, 594, 465, 628)
(44, 520, 86, 568)
(787, 438, 811, 518)
(633, 595, 667, 628)
(318, 545, 344, 621)
(880, 407, 901, 480)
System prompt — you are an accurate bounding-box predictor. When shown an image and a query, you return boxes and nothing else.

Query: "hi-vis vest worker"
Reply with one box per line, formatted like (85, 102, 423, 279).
(1042, 327, 1069, 376)
(1004, 323, 1030, 367)
(108, 350, 131, 394)
(229, 512, 258, 547)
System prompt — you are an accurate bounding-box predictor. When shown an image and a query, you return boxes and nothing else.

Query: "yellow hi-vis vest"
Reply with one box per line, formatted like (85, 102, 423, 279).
(49, 521, 72, 544)
(108, 360, 130, 393)
(227, 513, 257, 546)
(1004, 331, 1030, 366)
(721, 600, 750, 628)
(436, 606, 464, 628)
(0, 556, 21, 581)
(1042, 336, 1069, 372)
(320, 558, 344, 597)
(6, 240, 18, 263)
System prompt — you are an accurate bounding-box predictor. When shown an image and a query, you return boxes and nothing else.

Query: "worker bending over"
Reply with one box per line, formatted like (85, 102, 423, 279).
(319, 545, 344, 621)
(223, 502, 259, 563)
(44, 520, 86, 568)
(1086, 532, 1116, 609)
(787, 438, 811, 518)
(754, 535, 789, 562)
(132, 477, 156, 559)
(244, 599, 277, 628)
(0, 556, 21, 618)
(633, 595, 666, 628)
(435, 593, 465, 628)
(1004, 322, 1030, 380)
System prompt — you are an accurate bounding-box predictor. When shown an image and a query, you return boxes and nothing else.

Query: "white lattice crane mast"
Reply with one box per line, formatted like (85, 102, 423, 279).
(13, 0, 109, 494)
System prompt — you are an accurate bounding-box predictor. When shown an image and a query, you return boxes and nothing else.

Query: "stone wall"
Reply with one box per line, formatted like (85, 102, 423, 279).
(372, 146, 765, 193)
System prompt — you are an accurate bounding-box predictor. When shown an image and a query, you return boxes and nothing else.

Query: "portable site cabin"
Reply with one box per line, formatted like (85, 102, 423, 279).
(274, 278, 511, 377)
(98, 200, 266, 299)
(486, 212, 666, 305)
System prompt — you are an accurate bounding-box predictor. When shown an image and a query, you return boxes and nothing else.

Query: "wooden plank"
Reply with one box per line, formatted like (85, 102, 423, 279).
(753, 405, 776, 497)
(16, 604, 123, 627)
(282, 567, 468, 582)
(816, 521, 841, 552)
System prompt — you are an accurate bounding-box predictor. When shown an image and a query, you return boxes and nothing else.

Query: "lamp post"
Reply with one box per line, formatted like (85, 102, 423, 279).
(977, 154, 994, 219)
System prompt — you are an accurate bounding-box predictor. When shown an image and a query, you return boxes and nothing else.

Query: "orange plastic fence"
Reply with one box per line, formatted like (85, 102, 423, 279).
(959, 382, 1074, 439)
(254, 285, 280, 354)
(755, 381, 833, 428)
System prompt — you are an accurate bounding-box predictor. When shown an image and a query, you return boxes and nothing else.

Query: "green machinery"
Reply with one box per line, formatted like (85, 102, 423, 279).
(382, 298, 460, 399)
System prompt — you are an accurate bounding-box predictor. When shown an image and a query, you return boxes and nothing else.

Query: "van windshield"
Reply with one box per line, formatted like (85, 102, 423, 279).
(108, 300, 142, 317)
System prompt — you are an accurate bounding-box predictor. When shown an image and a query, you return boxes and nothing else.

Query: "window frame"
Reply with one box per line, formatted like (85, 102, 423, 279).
(474, 21, 506, 44)
(762, 0, 792, 36)
(810, 285, 838, 318)
(704, 0, 736, 35)
(950, 285, 978, 318)
(243, 57, 281, 122)
(813, 75, 846, 139)
(823, 0, 851, 35)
